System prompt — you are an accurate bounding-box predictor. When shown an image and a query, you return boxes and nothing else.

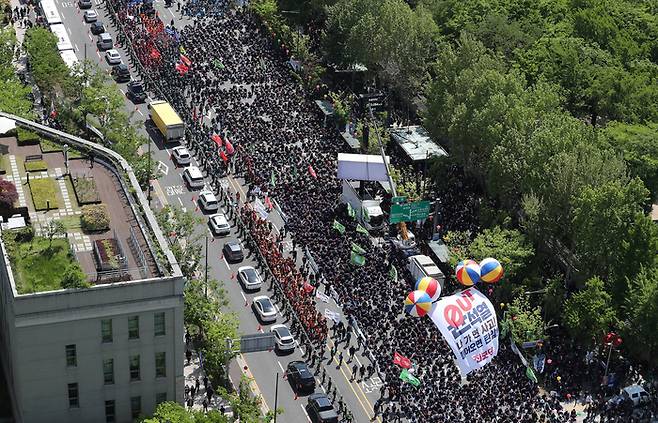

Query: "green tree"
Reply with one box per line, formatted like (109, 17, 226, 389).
(23, 27, 70, 98)
(603, 122, 658, 200)
(156, 206, 203, 278)
(44, 220, 65, 249)
(200, 312, 240, 383)
(184, 278, 228, 337)
(563, 277, 617, 344)
(60, 263, 90, 289)
(571, 178, 658, 297)
(467, 226, 534, 283)
(506, 295, 545, 344)
(623, 267, 658, 367)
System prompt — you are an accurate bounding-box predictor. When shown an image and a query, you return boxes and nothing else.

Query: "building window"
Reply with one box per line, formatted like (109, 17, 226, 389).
(154, 312, 165, 336)
(128, 316, 139, 339)
(103, 358, 114, 385)
(65, 344, 77, 367)
(101, 319, 113, 343)
(130, 396, 141, 419)
(156, 392, 167, 405)
(104, 400, 115, 423)
(155, 352, 166, 378)
(129, 355, 140, 381)
(67, 383, 79, 408)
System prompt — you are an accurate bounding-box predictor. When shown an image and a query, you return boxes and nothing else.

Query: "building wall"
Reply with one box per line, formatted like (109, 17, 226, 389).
(0, 265, 184, 423)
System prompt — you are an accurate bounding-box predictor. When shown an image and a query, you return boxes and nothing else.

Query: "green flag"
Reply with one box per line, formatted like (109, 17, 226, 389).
(362, 206, 370, 222)
(356, 224, 369, 235)
(389, 265, 398, 281)
(350, 250, 365, 266)
(399, 369, 421, 387)
(332, 220, 345, 234)
(526, 367, 537, 383)
(213, 59, 225, 70)
(292, 165, 298, 179)
(351, 242, 366, 255)
(347, 203, 356, 219)
(270, 170, 276, 187)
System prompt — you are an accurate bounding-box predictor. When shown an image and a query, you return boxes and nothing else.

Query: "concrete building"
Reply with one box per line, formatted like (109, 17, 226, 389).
(0, 114, 185, 423)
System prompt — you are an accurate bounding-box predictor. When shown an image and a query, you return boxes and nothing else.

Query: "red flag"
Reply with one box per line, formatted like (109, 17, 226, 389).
(180, 54, 192, 67)
(175, 62, 188, 75)
(393, 352, 411, 369)
(211, 134, 223, 146)
(225, 139, 235, 155)
(303, 282, 314, 293)
(219, 151, 228, 163)
(149, 47, 161, 60)
(264, 196, 273, 210)
(308, 165, 317, 178)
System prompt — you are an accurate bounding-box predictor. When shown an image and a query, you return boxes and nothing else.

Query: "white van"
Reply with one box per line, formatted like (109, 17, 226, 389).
(622, 385, 650, 406)
(183, 166, 205, 189)
(407, 255, 445, 288)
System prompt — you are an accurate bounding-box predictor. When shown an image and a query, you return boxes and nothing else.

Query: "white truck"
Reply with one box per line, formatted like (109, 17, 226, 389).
(407, 254, 445, 289)
(340, 180, 386, 231)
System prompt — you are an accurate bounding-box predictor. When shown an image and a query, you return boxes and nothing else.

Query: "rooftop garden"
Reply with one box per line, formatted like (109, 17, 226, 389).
(1, 226, 89, 294)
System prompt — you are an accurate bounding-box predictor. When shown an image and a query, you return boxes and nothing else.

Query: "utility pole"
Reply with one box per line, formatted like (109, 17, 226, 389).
(147, 140, 152, 203)
(204, 234, 208, 298)
(273, 372, 279, 423)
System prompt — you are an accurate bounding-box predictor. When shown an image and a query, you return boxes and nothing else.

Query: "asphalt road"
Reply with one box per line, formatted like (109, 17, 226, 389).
(55, 1, 383, 421)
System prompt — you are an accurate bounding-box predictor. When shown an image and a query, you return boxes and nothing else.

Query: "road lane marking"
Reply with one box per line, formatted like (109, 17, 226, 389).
(136, 109, 144, 116)
(96, 50, 100, 58)
(223, 255, 230, 270)
(277, 361, 285, 373)
(300, 404, 312, 423)
(177, 197, 183, 207)
(67, 27, 72, 35)
(240, 291, 247, 304)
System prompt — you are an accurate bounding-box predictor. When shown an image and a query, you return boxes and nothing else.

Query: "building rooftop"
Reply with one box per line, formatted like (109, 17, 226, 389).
(389, 125, 448, 162)
(0, 124, 167, 294)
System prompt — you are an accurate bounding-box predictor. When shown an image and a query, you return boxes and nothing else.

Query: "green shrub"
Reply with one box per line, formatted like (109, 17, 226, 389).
(29, 178, 59, 210)
(81, 204, 109, 232)
(39, 138, 63, 153)
(60, 264, 90, 289)
(71, 175, 100, 205)
(24, 160, 48, 172)
(14, 226, 34, 242)
(16, 127, 40, 145)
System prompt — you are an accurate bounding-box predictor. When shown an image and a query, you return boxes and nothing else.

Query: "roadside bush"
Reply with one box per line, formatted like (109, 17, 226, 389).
(81, 204, 110, 232)
(16, 127, 40, 145)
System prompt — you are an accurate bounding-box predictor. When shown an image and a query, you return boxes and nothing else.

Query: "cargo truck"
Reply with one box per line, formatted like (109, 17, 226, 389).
(148, 100, 185, 142)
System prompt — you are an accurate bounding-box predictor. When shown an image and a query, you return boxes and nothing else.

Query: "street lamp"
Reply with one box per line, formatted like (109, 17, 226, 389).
(63, 144, 69, 175)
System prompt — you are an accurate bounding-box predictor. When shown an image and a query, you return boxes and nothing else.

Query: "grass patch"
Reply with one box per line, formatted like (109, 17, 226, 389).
(3, 236, 76, 294)
(71, 175, 100, 205)
(16, 127, 40, 145)
(29, 178, 59, 210)
(24, 160, 48, 172)
(0, 155, 6, 174)
(59, 215, 82, 231)
(39, 138, 62, 153)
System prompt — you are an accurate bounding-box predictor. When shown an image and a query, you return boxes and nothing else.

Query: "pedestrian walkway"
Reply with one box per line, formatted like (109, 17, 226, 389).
(7, 155, 27, 207)
(182, 346, 233, 416)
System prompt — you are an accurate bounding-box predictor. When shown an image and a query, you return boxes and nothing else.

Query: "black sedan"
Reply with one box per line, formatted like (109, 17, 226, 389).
(286, 361, 315, 394)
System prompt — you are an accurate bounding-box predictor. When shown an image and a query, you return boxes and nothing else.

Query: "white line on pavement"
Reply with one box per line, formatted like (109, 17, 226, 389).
(223, 255, 230, 270)
(67, 27, 72, 35)
(177, 197, 184, 207)
(74, 42, 79, 51)
(96, 50, 100, 58)
(136, 109, 144, 116)
(354, 355, 363, 367)
(277, 361, 285, 373)
(240, 291, 247, 304)
(300, 404, 312, 423)
(88, 33, 93, 42)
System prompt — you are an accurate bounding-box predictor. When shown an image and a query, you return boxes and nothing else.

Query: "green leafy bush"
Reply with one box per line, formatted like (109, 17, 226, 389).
(81, 204, 109, 232)
(17, 127, 40, 145)
(60, 264, 90, 289)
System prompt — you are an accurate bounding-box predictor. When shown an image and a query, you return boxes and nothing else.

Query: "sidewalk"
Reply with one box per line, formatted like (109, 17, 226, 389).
(182, 347, 233, 415)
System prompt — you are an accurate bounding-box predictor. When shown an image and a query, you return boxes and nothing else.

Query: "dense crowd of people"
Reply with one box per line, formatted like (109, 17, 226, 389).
(103, 0, 656, 421)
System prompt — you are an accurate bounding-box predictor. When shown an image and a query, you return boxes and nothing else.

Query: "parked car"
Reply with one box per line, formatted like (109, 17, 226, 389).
(251, 295, 277, 323)
(271, 324, 295, 352)
(209, 214, 230, 236)
(182, 166, 205, 189)
(198, 190, 219, 212)
(223, 241, 243, 262)
(90, 21, 105, 35)
(306, 393, 338, 423)
(105, 49, 122, 65)
(96, 33, 113, 51)
(111, 64, 130, 82)
(83, 9, 97, 22)
(171, 146, 191, 166)
(238, 266, 262, 291)
(78, 0, 92, 9)
(126, 80, 146, 103)
(287, 361, 315, 393)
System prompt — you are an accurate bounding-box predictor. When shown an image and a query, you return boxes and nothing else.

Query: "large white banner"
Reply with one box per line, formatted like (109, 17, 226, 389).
(429, 288, 499, 376)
